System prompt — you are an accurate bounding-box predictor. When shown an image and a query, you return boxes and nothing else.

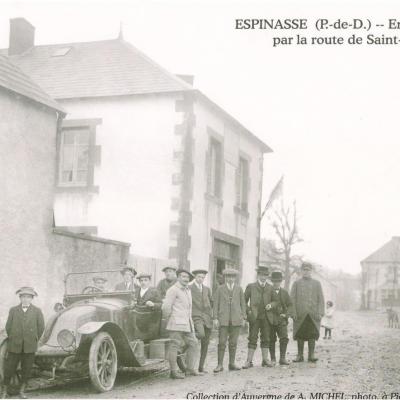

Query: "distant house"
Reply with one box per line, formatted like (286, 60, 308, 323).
(361, 237, 400, 309)
(0, 54, 129, 321)
(2, 18, 272, 289)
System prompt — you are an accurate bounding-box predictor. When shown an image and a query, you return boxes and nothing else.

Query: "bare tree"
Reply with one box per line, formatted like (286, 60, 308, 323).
(268, 199, 303, 290)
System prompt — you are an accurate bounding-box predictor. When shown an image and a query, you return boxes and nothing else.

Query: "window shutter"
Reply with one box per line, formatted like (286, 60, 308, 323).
(205, 149, 211, 194)
(235, 166, 241, 207)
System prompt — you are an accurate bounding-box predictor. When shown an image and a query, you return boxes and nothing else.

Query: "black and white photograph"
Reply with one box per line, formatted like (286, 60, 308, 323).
(0, 0, 399, 398)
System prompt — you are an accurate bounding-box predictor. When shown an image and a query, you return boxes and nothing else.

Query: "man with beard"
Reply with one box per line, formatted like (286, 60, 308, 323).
(290, 262, 325, 363)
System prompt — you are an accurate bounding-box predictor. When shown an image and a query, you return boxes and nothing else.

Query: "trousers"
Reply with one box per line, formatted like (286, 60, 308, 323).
(168, 331, 198, 372)
(193, 320, 211, 370)
(4, 352, 35, 384)
(248, 318, 271, 349)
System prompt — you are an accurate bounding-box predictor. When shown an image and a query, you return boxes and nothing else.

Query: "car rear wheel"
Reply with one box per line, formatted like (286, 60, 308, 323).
(88, 332, 118, 392)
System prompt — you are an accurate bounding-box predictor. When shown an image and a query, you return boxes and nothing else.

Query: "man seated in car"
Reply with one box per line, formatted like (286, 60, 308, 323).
(92, 276, 108, 292)
(136, 273, 162, 310)
(115, 266, 140, 293)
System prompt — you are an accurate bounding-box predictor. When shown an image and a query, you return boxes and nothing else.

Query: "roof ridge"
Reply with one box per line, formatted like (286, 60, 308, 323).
(118, 39, 193, 92)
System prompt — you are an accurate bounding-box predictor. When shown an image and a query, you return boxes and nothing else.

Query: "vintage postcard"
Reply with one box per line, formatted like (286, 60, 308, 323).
(0, 0, 398, 399)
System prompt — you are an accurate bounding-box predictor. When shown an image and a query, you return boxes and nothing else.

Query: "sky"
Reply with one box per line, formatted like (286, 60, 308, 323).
(1, 0, 400, 275)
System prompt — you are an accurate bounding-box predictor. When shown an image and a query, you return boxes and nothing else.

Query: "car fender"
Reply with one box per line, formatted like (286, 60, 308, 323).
(76, 322, 142, 367)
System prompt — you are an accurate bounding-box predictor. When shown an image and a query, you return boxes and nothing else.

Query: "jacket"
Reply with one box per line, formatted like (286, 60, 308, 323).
(135, 287, 162, 310)
(162, 282, 194, 332)
(244, 281, 273, 323)
(190, 283, 213, 328)
(157, 278, 177, 298)
(6, 304, 45, 353)
(266, 287, 293, 326)
(290, 277, 325, 337)
(213, 284, 246, 327)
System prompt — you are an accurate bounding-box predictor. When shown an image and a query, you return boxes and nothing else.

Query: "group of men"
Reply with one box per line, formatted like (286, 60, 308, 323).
(0, 261, 325, 398)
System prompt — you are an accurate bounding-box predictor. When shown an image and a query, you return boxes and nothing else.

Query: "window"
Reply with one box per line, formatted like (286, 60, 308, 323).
(59, 127, 90, 185)
(237, 157, 249, 211)
(207, 138, 223, 198)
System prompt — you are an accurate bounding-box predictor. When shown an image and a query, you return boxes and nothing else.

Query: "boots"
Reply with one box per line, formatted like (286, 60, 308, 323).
(19, 383, 27, 399)
(269, 341, 276, 365)
(170, 370, 185, 379)
(308, 339, 318, 362)
(261, 347, 273, 367)
(228, 346, 241, 371)
(213, 347, 225, 373)
(293, 340, 304, 362)
(279, 340, 290, 365)
(198, 342, 208, 373)
(242, 348, 255, 369)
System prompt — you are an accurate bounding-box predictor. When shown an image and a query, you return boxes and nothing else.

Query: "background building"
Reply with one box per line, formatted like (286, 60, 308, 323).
(2, 18, 272, 289)
(361, 236, 400, 310)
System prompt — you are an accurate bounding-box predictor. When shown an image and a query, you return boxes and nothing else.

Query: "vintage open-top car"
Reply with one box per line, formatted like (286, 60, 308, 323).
(0, 269, 185, 393)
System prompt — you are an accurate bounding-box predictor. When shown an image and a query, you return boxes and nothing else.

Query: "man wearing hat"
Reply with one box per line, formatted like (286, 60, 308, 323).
(266, 271, 293, 366)
(1, 287, 44, 399)
(213, 268, 246, 373)
(162, 268, 200, 379)
(157, 266, 177, 299)
(290, 262, 325, 363)
(135, 273, 162, 310)
(92, 276, 108, 292)
(189, 269, 213, 373)
(242, 266, 274, 369)
(115, 266, 140, 292)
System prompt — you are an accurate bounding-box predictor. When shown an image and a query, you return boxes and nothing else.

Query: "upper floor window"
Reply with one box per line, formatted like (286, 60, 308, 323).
(207, 137, 223, 198)
(237, 157, 249, 211)
(59, 127, 90, 185)
(57, 119, 101, 189)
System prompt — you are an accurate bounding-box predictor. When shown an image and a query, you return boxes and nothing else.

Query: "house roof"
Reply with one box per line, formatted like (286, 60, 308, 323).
(361, 237, 400, 264)
(1, 37, 271, 152)
(0, 54, 65, 113)
(0, 39, 193, 99)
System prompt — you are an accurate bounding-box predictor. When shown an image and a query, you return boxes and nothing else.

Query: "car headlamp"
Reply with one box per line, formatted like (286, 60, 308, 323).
(57, 329, 75, 349)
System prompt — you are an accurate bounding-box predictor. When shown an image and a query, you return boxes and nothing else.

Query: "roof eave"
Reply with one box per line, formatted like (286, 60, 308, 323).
(194, 90, 272, 153)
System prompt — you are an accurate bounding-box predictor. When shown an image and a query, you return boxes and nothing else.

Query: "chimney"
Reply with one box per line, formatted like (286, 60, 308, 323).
(9, 18, 35, 56)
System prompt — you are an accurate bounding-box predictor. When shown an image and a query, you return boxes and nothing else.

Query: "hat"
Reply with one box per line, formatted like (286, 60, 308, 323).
(137, 272, 152, 280)
(162, 265, 177, 273)
(176, 268, 194, 280)
(93, 276, 107, 283)
(301, 262, 313, 271)
(121, 266, 137, 276)
(16, 287, 38, 297)
(192, 269, 208, 276)
(222, 268, 239, 276)
(271, 271, 283, 282)
(256, 266, 270, 275)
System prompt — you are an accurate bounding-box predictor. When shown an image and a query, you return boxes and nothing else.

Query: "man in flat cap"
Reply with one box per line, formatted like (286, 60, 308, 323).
(189, 269, 213, 373)
(162, 269, 200, 379)
(267, 271, 293, 366)
(243, 266, 274, 369)
(290, 262, 325, 363)
(213, 268, 246, 373)
(135, 273, 162, 310)
(1, 287, 44, 399)
(115, 266, 139, 293)
(92, 276, 108, 292)
(157, 266, 177, 299)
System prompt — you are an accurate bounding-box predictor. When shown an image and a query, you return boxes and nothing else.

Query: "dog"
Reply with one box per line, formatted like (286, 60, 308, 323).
(386, 308, 399, 328)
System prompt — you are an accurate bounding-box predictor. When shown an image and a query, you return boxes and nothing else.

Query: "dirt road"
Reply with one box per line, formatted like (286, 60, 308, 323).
(29, 310, 399, 399)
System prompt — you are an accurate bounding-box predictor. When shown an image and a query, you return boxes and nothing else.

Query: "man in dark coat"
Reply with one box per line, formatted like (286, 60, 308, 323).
(115, 266, 140, 292)
(290, 262, 325, 363)
(135, 273, 162, 310)
(189, 269, 213, 373)
(267, 271, 293, 365)
(157, 266, 177, 299)
(2, 287, 45, 399)
(213, 268, 246, 373)
(242, 266, 274, 369)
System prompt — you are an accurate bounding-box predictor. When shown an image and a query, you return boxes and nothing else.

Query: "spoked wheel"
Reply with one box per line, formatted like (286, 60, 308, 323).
(88, 332, 118, 392)
(0, 339, 21, 395)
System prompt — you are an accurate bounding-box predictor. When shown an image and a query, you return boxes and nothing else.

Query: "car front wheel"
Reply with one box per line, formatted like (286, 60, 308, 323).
(88, 332, 118, 392)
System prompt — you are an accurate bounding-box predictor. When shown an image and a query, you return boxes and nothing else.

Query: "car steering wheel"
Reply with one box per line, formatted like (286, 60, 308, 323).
(82, 286, 103, 294)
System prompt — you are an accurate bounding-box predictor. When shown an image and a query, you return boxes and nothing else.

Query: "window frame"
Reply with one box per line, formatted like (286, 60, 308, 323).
(205, 127, 224, 204)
